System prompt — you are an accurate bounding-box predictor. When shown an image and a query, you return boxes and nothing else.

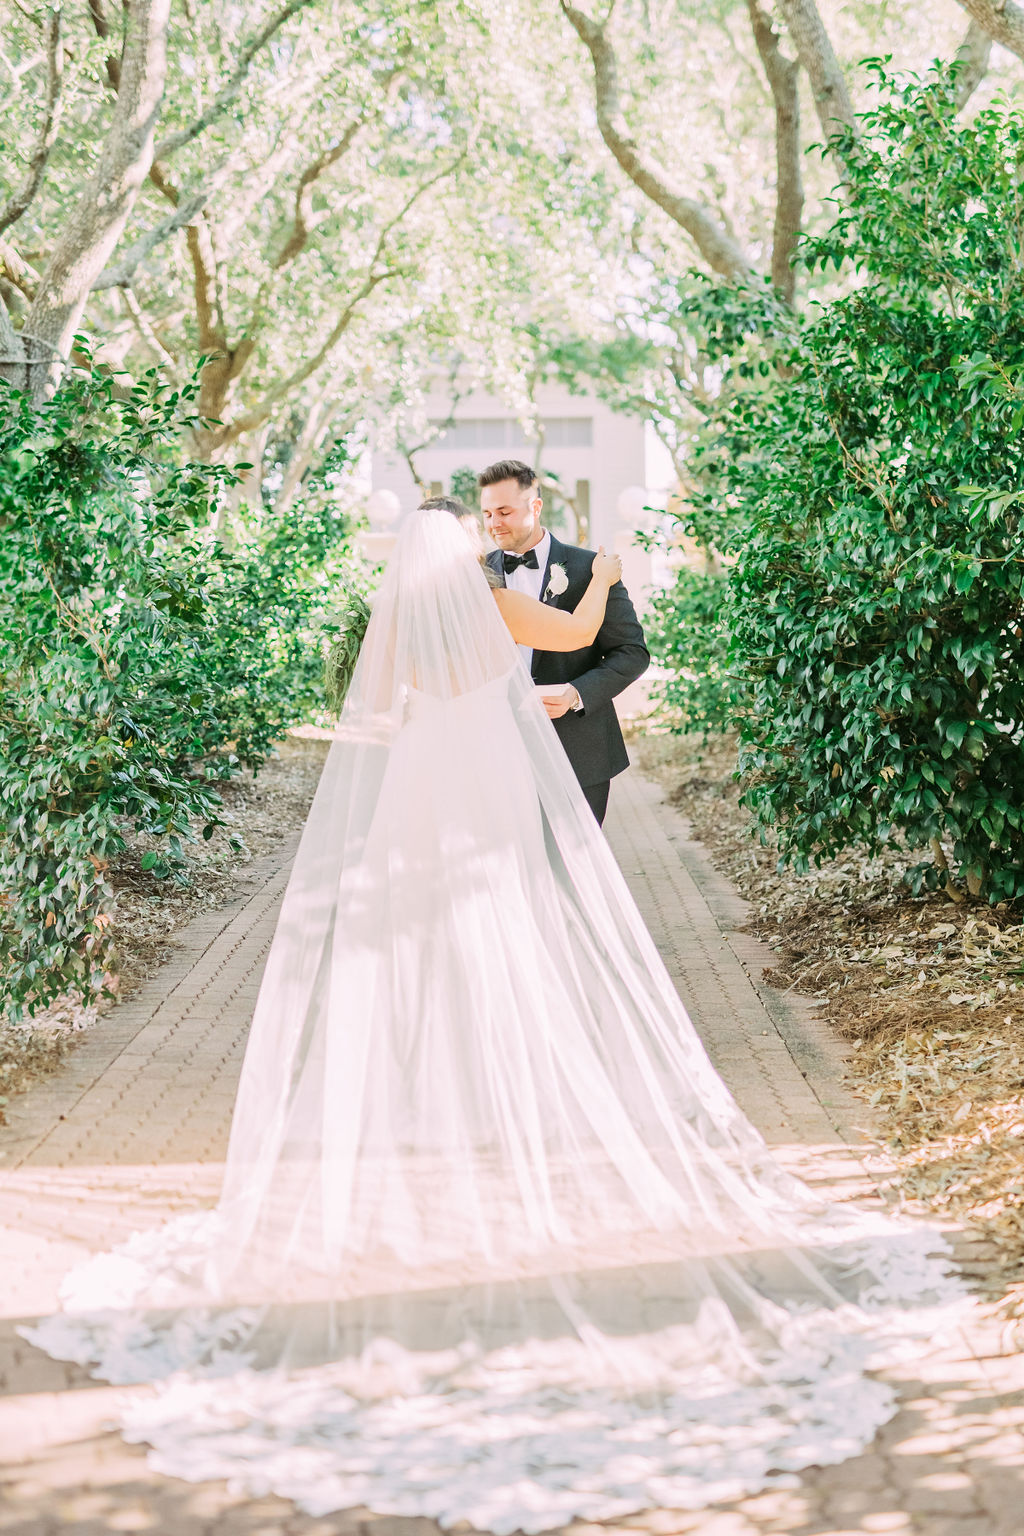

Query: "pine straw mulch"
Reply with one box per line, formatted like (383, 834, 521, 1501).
(632, 727, 1024, 1309)
(0, 733, 330, 1120)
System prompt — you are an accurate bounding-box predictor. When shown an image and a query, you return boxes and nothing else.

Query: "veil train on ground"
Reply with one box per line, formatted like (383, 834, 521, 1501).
(24, 507, 968, 1533)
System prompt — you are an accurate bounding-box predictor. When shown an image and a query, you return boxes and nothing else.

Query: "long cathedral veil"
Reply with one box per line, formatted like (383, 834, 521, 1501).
(25, 508, 966, 1531)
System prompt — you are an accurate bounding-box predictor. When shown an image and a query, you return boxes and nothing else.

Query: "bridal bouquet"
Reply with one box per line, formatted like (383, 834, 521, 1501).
(323, 587, 372, 714)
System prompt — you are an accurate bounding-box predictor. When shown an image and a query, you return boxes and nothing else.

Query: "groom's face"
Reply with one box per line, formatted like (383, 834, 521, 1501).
(480, 479, 543, 553)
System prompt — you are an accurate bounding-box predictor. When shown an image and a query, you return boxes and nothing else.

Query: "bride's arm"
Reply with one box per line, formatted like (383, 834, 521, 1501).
(492, 550, 622, 651)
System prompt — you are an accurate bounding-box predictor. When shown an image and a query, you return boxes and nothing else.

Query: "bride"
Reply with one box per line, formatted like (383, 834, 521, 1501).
(26, 503, 965, 1532)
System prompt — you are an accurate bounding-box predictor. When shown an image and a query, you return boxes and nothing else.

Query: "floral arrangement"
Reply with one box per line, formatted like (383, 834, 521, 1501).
(324, 588, 373, 714)
(544, 563, 569, 601)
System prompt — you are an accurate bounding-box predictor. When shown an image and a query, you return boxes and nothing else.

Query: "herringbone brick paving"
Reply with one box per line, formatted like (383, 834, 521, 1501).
(1, 769, 1022, 1534)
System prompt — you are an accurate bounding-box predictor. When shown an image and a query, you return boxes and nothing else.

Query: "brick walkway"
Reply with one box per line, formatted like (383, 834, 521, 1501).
(1, 770, 1023, 1535)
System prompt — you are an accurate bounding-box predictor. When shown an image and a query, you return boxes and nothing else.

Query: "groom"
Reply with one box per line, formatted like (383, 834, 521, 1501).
(479, 459, 649, 824)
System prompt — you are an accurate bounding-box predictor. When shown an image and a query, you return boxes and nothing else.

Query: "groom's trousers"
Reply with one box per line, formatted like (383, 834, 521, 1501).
(582, 781, 610, 826)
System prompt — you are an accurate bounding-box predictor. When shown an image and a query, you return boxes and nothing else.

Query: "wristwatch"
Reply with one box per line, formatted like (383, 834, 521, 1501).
(570, 688, 584, 713)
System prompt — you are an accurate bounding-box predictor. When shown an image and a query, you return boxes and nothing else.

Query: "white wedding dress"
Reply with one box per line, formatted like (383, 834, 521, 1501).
(25, 509, 966, 1532)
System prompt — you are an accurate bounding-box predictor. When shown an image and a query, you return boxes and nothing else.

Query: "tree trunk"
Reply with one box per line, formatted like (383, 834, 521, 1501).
(951, 0, 1024, 61)
(241, 422, 271, 512)
(930, 836, 966, 904)
(275, 391, 340, 511)
(10, 0, 169, 401)
(746, 0, 803, 303)
(0, 7, 63, 242)
(559, 1, 753, 283)
(952, 19, 993, 108)
(777, 0, 856, 142)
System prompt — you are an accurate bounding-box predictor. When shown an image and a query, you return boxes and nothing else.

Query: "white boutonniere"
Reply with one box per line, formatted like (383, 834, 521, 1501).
(544, 563, 569, 602)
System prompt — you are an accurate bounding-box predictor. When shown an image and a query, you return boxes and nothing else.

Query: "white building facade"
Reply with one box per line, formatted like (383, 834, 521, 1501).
(369, 383, 650, 553)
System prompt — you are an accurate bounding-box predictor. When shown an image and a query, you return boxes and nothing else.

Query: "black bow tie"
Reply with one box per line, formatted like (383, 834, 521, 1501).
(503, 549, 539, 574)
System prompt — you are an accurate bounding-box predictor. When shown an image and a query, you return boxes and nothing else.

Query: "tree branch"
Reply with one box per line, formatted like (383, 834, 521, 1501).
(220, 268, 396, 444)
(746, 0, 802, 303)
(92, 184, 211, 288)
(0, 6, 63, 240)
(219, 129, 298, 246)
(93, 138, 243, 293)
(147, 158, 180, 207)
(559, 1, 753, 282)
(274, 386, 343, 509)
(246, 89, 401, 351)
(952, 17, 994, 107)
(152, 0, 315, 164)
(273, 115, 364, 269)
(395, 356, 467, 491)
(221, 156, 464, 444)
(777, 0, 856, 140)
(120, 283, 182, 375)
(187, 216, 228, 352)
(10, 0, 170, 399)
(0, 238, 41, 301)
(0, 293, 22, 361)
(950, 0, 1024, 60)
(145, 158, 234, 388)
(88, 0, 124, 93)
(266, 61, 405, 270)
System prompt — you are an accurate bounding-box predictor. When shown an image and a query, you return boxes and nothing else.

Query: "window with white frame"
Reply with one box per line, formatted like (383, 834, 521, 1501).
(429, 417, 593, 451)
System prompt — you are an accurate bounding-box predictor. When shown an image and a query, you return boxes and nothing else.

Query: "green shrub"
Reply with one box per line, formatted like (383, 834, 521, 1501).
(0, 367, 353, 1016)
(655, 67, 1024, 901)
(449, 465, 480, 510)
(644, 565, 736, 736)
(184, 442, 360, 763)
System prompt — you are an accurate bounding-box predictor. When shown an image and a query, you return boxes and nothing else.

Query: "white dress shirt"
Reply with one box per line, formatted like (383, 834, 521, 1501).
(505, 530, 550, 673)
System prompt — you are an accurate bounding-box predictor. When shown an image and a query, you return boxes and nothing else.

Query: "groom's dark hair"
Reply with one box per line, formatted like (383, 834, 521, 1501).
(478, 459, 538, 492)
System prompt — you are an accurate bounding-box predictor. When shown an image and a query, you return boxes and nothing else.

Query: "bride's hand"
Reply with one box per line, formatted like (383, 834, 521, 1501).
(592, 548, 622, 587)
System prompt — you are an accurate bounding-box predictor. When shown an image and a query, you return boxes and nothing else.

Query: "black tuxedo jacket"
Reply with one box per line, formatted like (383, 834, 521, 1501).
(487, 533, 650, 789)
